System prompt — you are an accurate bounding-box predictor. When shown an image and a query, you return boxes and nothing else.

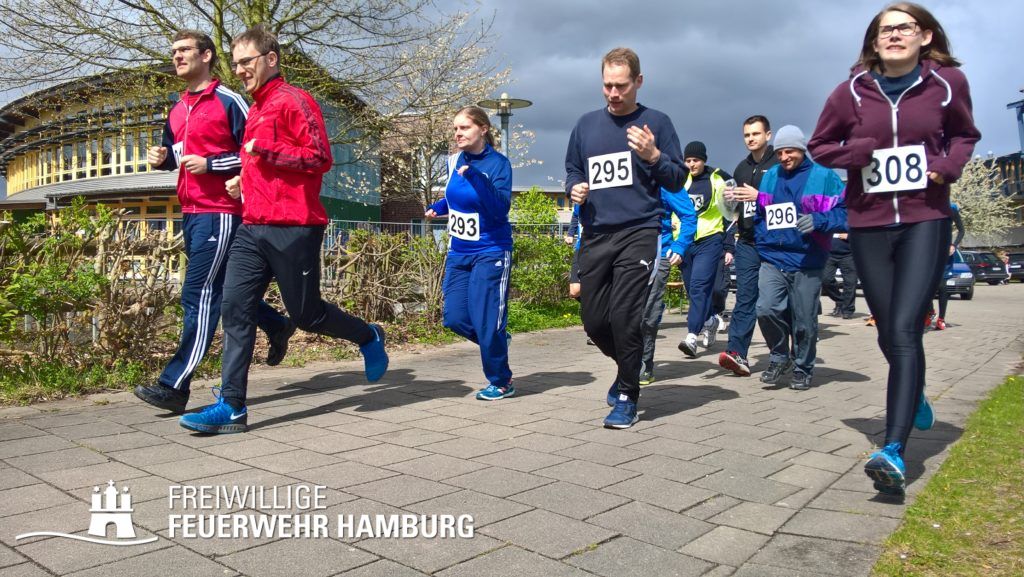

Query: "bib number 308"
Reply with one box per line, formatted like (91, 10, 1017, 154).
(765, 202, 797, 231)
(861, 144, 928, 194)
(447, 209, 480, 241)
(588, 151, 633, 190)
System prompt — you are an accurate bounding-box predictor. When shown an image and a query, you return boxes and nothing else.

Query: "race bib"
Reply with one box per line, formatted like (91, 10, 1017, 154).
(588, 151, 633, 190)
(765, 202, 798, 231)
(171, 141, 184, 166)
(447, 208, 480, 241)
(689, 194, 705, 212)
(861, 144, 928, 194)
(743, 200, 756, 218)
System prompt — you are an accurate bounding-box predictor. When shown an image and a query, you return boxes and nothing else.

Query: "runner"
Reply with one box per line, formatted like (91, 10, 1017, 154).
(930, 202, 965, 330)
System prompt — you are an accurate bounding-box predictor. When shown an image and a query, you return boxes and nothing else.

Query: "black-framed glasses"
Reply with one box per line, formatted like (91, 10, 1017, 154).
(231, 52, 269, 69)
(878, 22, 920, 39)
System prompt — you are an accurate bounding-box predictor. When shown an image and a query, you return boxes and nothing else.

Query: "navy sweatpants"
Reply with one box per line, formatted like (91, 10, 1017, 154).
(682, 234, 724, 335)
(159, 213, 289, 392)
(443, 250, 513, 388)
(726, 240, 760, 358)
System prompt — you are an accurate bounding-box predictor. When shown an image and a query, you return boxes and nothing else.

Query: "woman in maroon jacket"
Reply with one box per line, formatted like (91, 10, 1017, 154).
(809, 2, 980, 497)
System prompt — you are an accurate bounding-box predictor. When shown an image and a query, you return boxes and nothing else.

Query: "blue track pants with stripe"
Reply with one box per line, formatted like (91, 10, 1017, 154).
(442, 250, 512, 388)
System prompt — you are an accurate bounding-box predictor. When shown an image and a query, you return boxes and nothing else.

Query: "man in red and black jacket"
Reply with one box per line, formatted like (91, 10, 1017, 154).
(135, 30, 294, 416)
(179, 25, 389, 434)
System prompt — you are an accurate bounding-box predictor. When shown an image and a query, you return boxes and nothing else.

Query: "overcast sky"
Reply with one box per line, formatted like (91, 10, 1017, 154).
(453, 0, 1024, 187)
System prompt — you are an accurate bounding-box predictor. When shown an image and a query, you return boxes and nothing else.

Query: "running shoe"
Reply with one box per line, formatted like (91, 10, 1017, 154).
(639, 371, 654, 386)
(790, 370, 812, 391)
(702, 315, 721, 348)
(603, 397, 638, 429)
(678, 333, 699, 358)
(914, 392, 935, 430)
(476, 382, 515, 401)
(179, 387, 247, 434)
(865, 315, 876, 327)
(718, 351, 751, 377)
(134, 382, 189, 414)
(586, 337, 596, 346)
(265, 319, 297, 366)
(360, 324, 389, 382)
(934, 317, 947, 331)
(759, 358, 793, 385)
(607, 380, 620, 407)
(864, 442, 906, 496)
(924, 310, 935, 329)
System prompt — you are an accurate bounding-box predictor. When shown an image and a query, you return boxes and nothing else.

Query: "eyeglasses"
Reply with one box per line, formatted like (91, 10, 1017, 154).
(878, 22, 920, 39)
(231, 52, 269, 69)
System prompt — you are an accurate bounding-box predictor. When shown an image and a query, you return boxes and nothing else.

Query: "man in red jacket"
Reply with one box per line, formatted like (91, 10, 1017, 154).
(134, 30, 294, 416)
(179, 25, 388, 434)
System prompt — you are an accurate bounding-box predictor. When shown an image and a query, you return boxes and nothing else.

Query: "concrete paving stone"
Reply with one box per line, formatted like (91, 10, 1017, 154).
(219, 536, 377, 577)
(702, 565, 738, 577)
(18, 412, 97, 430)
(0, 484, 79, 518)
(126, 419, 189, 437)
(346, 474, 460, 507)
(157, 430, 253, 449)
(781, 508, 901, 544)
(499, 432, 586, 453)
(552, 442, 649, 467)
(250, 423, 333, 443)
(760, 431, 850, 454)
(532, 407, 607, 424)
(568, 427, 654, 448)
(588, 501, 714, 550)
(5, 447, 108, 474)
(699, 434, 791, 458)
(619, 454, 720, 483)
(533, 459, 639, 489)
(292, 462, 398, 489)
(38, 461, 149, 491)
(282, 409, 367, 429)
(0, 423, 45, 442)
(435, 545, 591, 577)
(288, 431, 381, 455)
(681, 494, 743, 521)
(241, 449, 343, 475)
(731, 563, 826, 577)
(107, 443, 207, 467)
(406, 489, 532, 528)
(199, 437, 296, 460)
(47, 421, 135, 441)
(352, 407, 436, 424)
(445, 466, 554, 498)
(515, 418, 593, 437)
(369, 427, 456, 448)
(829, 470, 880, 494)
(336, 444, 430, 467)
(480, 509, 617, 559)
(141, 455, 250, 482)
(708, 501, 798, 535)
(322, 498, 410, 544)
(0, 563, 50, 577)
(77, 431, 168, 453)
(565, 536, 714, 577)
(387, 453, 489, 481)
(510, 481, 629, 520)
(69, 474, 173, 506)
(807, 489, 908, 519)
(694, 449, 790, 478)
(403, 415, 479, 433)
(338, 559, 429, 577)
(627, 437, 719, 461)
(425, 403, 499, 420)
(0, 545, 24, 569)
(698, 409, 775, 426)
(748, 534, 880, 577)
(327, 419, 411, 438)
(633, 423, 720, 443)
(0, 502, 85, 547)
(759, 417, 839, 438)
(692, 470, 802, 504)
(65, 544, 233, 577)
(13, 528, 168, 575)
(697, 421, 778, 440)
(355, 532, 503, 574)
(474, 447, 570, 472)
(605, 474, 718, 513)
(679, 525, 771, 567)
(0, 468, 38, 491)
(472, 410, 547, 427)
(446, 423, 531, 443)
(768, 464, 841, 490)
(641, 412, 721, 429)
(786, 450, 858, 474)
(417, 437, 508, 459)
(180, 467, 300, 493)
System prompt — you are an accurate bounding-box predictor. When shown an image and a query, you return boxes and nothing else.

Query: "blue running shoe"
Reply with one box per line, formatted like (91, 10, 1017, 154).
(606, 381, 620, 407)
(864, 442, 906, 496)
(914, 392, 935, 431)
(476, 383, 515, 401)
(179, 388, 247, 434)
(604, 398, 638, 429)
(360, 324, 389, 382)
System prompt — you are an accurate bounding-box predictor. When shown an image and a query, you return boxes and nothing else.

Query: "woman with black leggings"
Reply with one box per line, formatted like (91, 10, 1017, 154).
(809, 2, 980, 496)
(930, 203, 965, 330)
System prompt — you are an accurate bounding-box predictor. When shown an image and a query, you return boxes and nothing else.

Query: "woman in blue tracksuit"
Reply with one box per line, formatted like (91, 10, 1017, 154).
(426, 106, 514, 400)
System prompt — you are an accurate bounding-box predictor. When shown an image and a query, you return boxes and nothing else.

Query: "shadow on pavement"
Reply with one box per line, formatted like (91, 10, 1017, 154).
(841, 416, 964, 488)
(508, 371, 596, 396)
(637, 383, 740, 422)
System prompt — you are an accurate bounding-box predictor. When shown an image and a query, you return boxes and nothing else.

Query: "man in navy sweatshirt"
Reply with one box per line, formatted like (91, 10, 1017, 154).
(564, 47, 687, 429)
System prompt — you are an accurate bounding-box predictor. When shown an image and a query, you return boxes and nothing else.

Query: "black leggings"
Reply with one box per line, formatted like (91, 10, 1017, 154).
(850, 218, 951, 448)
(935, 283, 951, 319)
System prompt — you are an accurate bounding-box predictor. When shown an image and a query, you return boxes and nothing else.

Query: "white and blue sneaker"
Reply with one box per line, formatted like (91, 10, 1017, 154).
(914, 392, 935, 430)
(360, 324, 389, 382)
(864, 442, 906, 496)
(604, 396, 638, 429)
(476, 383, 515, 401)
(179, 387, 247, 434)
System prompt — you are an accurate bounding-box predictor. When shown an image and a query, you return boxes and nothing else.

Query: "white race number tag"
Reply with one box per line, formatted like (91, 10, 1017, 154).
(447, 208, 480, 241)
(588, 151, 633, 190)
(861, 144, 928, 193)
(689, 194, 705, 212)
(171, 141, 184, 166)
(743, 201, 756, 218)
(765, 202, 798, 231)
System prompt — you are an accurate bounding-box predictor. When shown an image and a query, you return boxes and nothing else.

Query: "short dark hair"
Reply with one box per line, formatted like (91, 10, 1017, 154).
(174, 29, 218, 71)
(232, 24, 281, 63)
(743, 115, 771, 132)
(602, 47, 641, 80)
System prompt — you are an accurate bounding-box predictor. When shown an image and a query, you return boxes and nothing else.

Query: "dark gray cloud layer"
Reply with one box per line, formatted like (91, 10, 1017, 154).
(456, 0, 1023, 186)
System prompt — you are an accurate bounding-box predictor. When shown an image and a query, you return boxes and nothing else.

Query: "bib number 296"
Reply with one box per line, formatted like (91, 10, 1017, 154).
(861, 144, 928, 194)
(765, 202, 797, 231)
(588, 151, 633, 190)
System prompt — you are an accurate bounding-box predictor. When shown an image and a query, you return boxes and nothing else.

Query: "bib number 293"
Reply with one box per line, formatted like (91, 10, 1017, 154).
(861, 144, 928, 194)
(765, 202, 797, 231)
(447, 209, 480, 241)
(588, 151, 633, 190)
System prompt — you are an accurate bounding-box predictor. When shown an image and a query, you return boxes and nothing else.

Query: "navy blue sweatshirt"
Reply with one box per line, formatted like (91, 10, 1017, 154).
(564, 104, 687, 233)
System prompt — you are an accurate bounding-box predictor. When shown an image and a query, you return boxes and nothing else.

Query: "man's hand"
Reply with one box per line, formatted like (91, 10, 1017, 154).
(666, 250, 682, 266)
(563, 235, 575, 245)
(836, 232, 849, 241)
(796, 214, 816, 234)
(724, 252, 734, 266)
(179, 154, 208, 175)
(226, 175, 242, 199)
(147, 146, 168, 167)
(424, 209, 438, 220)
(570, 182, 590, 205)
(726, 183, 758, 202)
(927, 171, 945, 185)
(245, 139, 257, 155)
(626, 124, 660, 164)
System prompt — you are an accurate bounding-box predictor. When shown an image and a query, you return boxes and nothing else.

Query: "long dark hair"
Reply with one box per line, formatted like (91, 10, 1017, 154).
(855, 2, 960, 73)
(455, 105, 496, 148)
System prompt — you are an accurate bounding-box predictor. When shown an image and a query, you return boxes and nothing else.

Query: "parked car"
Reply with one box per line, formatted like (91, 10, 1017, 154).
(961, 251, 1006, 285)
(942, 250, 974, 300)
(1007, 252, 1024, 282)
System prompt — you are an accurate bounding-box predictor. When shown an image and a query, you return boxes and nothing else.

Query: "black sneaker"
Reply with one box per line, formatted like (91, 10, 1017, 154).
(266, 320, 297, 366)
(759, 359, 793, 385)
(790, 371, 812, 391)
(134, 383, 189, 414)
(586, 338, 596, 346)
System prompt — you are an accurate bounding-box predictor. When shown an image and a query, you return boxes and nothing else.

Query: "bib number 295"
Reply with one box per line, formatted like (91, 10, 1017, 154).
(861, 144, 928, 194)
(588, 151, 633, 190)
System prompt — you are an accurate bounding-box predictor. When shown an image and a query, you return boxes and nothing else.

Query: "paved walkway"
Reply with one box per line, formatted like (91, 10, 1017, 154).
(1, 285, 1022, 577)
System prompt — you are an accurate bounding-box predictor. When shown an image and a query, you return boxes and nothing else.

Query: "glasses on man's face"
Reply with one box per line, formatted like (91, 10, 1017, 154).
(231, 52, 269, 69)
(878, 22, 920, 39)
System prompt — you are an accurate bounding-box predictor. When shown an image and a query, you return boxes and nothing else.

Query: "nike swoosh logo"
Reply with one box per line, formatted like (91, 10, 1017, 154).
(230, 412, 246, 420)
(302, 270, 311, 276)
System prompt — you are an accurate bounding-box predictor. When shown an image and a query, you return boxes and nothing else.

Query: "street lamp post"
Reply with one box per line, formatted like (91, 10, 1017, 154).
(477, 93, 532, 159)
